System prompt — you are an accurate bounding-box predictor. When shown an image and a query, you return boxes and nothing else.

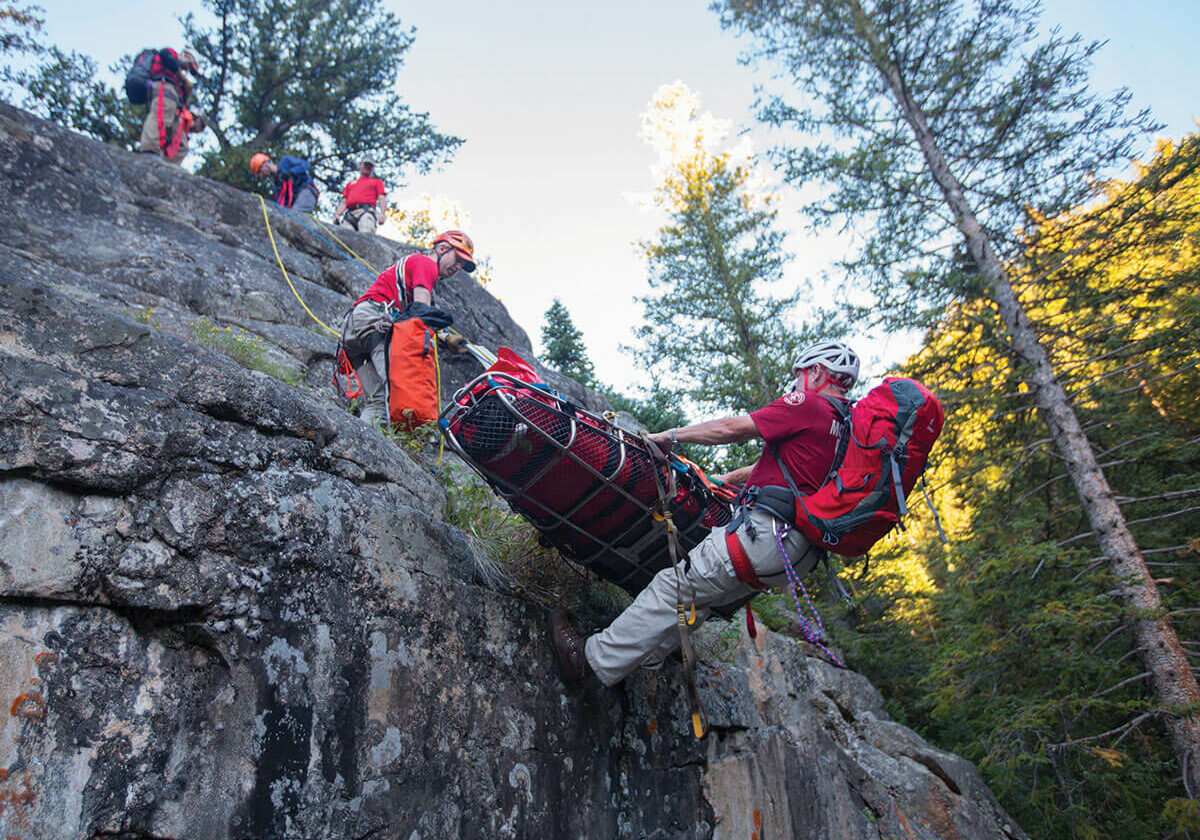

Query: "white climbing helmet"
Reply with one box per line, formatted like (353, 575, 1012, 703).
(792, 341, 860, 387)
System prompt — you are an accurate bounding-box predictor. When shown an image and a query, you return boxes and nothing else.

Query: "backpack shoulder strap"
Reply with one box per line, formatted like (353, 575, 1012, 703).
(770, 395, 852, 511)
(394, 254, 412, 307)
(820, 395, 852, 486)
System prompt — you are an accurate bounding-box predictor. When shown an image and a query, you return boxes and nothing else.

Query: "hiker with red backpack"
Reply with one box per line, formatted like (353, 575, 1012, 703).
(551, 341, 862, 685)
(334, 159, 388, 234)
(129, 48, 206, 164)
(552, 342, 944, 689)
(249, 154, 319, 213)
(337, 231, 475, 428)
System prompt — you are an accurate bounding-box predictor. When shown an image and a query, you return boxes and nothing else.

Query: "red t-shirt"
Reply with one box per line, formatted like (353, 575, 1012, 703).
(342, 176, 387, 208)
(355, 254, 438, 307)
(745, 391, 848, 494)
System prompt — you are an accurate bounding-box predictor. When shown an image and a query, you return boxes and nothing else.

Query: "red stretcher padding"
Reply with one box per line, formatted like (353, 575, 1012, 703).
(443, 349, 733, 593)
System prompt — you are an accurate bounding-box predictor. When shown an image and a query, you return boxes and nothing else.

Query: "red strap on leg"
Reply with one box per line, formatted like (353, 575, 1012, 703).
(156, 83, 166, 152)
(164, 110, 186, 159)
(725, 531, 766, 591)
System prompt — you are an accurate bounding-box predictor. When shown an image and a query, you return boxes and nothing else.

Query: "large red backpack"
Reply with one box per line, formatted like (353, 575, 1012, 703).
(793, 377, 944, 557)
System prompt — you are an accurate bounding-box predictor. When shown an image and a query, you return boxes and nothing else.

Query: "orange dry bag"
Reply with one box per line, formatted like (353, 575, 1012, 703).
(387, 318, 439, 429)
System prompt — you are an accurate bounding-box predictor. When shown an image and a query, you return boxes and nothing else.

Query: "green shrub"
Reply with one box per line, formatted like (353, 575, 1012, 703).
(190, 316, 304, 385)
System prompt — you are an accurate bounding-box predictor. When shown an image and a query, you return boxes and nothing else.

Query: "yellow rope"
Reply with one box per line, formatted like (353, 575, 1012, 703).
(259, 196, 339, 337)
(433, 335, 446, 466)
(312, 215, 382, 276)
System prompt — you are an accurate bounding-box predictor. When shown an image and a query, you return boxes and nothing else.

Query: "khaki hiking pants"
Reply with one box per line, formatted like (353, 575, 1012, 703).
(341, 301, 391, 428)
(338, 207, 376, 235)
(584, 507, 817, 687)
(138, 81, 189, 163)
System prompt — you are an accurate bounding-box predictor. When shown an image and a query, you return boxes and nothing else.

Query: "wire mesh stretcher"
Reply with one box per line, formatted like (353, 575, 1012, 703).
(440, 366, 734, 594)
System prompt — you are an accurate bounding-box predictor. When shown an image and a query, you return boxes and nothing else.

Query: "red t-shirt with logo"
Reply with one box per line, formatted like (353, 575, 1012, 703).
(355, 254, 438, 307)
(746, 391, 848, 494)
(342, 176, 387, 208)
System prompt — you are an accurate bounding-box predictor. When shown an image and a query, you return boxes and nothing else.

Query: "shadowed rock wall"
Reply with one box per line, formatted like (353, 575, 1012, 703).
(0, 103, 1024, 840)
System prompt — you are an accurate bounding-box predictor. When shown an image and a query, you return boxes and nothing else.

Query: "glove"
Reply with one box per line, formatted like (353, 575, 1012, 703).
(442, 333, 468, 353)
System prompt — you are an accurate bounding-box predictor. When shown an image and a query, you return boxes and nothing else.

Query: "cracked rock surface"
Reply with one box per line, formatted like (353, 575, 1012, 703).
(0, 103, 1025, 839)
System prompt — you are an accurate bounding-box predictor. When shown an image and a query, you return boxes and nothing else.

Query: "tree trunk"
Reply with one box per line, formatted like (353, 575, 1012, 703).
(846, 0, 1200, 797)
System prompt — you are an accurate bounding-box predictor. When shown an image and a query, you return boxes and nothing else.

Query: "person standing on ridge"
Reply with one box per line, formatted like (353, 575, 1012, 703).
(550, 342, 861, 687)
(334, 159, 388, 234)
(249, 153, 319, 214)
(137, 48, 205, 164)
(339, 231, 476, 428)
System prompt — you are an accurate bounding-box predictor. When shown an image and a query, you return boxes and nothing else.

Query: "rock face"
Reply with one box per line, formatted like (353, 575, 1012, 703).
(0, 103, 1025, 840)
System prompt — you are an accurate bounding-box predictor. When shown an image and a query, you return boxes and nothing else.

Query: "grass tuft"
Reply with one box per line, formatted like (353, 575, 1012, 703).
(191, 316, 305, 385)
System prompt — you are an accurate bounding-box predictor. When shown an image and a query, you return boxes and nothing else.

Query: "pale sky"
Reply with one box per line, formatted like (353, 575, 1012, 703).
(40, 0, 1199, 403)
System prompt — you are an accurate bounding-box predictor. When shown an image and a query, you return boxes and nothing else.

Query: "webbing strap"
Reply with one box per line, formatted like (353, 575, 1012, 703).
(642, 433, 706, 740)
(890, 450, 908, 517)
(725, 531, 767, 591)
(921, 475, 949, 543)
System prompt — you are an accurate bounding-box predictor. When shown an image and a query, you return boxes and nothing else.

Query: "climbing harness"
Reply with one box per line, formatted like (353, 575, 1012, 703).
(155, 82, 190, 159)
(258, 195, 339, 337)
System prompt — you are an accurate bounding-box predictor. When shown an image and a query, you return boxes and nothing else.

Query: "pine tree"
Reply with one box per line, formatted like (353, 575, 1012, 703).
(633, 82, 802, 416)
(540, 299, 596, 388)
(183, 0, 461, 192)
(842, 137, 1200, 836)
(718, 0, 1199, 803)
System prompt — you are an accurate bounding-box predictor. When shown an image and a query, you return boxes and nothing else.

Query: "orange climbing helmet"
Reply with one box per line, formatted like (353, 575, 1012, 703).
(432, 230, 476, 272)
(249, 153, 271, 176)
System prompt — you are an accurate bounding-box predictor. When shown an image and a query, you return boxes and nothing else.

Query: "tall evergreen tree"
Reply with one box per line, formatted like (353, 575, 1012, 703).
(840, 136, 1200, 837)
(718, 0, 1198, 801)
(633, 82, 802, 416)
(540, 298, 596, 388)
(183, 0, 461, 192)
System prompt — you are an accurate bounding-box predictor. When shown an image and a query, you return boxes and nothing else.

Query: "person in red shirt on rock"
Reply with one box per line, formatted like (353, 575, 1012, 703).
(338, 230, 476, 427)
(334, 159, 388, 235)
(550, 342, 861, 687)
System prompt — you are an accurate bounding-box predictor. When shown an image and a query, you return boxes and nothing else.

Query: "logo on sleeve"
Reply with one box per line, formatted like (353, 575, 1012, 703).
(783, 391, 806, 406)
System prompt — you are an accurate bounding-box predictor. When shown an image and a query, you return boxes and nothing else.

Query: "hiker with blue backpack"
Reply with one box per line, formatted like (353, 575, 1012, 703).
(551, 341, 945, 688)
(249, 154, 319, 214)
(127, 48, 206, 164)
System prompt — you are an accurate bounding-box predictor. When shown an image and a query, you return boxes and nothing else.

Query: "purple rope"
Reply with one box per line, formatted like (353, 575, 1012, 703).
(774, 522, 846, 668)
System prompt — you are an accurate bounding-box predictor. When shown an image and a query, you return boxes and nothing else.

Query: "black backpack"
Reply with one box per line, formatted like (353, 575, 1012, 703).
(125, 49, 157, 105)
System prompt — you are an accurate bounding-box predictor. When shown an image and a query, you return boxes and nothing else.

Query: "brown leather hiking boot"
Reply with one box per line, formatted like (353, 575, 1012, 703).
(550, 609, 592, 682)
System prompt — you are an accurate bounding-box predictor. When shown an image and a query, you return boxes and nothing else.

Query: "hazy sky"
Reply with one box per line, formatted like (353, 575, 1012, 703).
(40, 0, 1198, 399)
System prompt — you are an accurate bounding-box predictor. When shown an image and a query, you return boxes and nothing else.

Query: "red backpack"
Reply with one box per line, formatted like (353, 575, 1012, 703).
(793, 377, 944, 557)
